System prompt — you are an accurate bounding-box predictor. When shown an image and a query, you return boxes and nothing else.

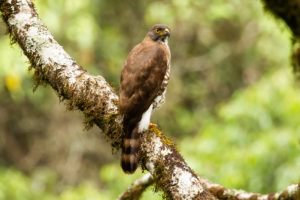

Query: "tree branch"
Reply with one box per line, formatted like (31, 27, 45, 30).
(0, 0, 299, 200)
(117, 173, 154, 200)
(0, 0, 213, 199)
(202, 179, 300, 200)
(118, 175, 300, 200)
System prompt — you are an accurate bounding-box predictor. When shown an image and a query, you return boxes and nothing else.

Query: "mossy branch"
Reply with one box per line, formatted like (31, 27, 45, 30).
(202, 179, 300, 200)
(117, 174, 154, 200)
(1, 0, 299, 200)
(118, 174, 300, 200)
(0, 0, 213, 199)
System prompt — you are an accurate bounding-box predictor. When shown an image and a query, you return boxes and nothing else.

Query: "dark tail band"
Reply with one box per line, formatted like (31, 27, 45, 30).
(121, 125, 140, 174)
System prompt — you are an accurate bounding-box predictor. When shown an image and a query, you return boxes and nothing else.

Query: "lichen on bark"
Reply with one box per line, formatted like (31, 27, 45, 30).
(0, 1, 213, 199)
(1, 0, 300, 199)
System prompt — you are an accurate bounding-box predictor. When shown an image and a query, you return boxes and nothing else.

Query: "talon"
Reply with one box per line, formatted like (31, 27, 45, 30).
(149, 123, 157, 128)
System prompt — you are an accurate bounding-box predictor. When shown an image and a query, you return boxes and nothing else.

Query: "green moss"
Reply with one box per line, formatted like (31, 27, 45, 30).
(149, 127, 174, 147)
(160, 135, 174, 147)
(112, 99, 119, 107)
(101, 112, 123, 151)
(63, 82, 70, 95)
(149, 126, 161, 136)
(139, 128, 178, 200)
(83, 114, 96, 130)
(33, 71, 48, 91)
(153, 161, 172, 200)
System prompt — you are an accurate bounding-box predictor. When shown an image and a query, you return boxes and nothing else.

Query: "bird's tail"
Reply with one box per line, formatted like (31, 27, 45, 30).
(121, 123, 140, 174)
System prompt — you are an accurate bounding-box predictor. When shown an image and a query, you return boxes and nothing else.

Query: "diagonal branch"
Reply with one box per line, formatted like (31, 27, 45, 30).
(202, 179, 300, 200)
(1, 0, 299, 200)
(117, 174, 300, 200)
(0, 0, 213, 199)
(117, 173, 154, 200)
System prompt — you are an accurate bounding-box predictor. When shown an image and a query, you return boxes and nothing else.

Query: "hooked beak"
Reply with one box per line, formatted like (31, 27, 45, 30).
(161, 28, 170, 37)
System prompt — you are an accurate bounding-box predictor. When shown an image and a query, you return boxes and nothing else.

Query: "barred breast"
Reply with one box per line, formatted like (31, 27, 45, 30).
(153, 64, 170, 109)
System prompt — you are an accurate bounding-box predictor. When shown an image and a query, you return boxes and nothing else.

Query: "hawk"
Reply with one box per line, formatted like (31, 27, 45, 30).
(119, 24, 171, 174)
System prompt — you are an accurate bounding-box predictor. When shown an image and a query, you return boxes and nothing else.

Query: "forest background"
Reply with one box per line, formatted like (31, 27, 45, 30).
(0, 0, 299, 199)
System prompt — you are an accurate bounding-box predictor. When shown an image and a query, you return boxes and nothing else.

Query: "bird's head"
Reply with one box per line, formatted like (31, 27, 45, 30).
(148, 24, 171, 43)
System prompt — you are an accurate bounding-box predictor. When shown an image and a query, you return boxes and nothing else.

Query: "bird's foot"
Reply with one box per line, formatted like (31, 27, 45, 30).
(149, 123, 157, 128)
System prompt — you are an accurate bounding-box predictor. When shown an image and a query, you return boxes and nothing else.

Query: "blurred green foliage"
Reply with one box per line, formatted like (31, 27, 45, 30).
(0, 0, 299, 199)
(181, 68, 300, 193)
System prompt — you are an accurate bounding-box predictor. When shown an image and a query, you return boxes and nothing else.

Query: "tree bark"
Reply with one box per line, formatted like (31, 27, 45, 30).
(117, 174, 154, 200)
(0, 0, 213, 199)
(119, 174, 300, 200)
(0, 0, 299, 199)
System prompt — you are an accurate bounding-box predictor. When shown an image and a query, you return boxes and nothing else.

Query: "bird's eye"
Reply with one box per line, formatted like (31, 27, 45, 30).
(155, 28, 160, 33)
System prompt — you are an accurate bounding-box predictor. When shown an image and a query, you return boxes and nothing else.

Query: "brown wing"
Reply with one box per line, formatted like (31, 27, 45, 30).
(119, 42, 169, 126)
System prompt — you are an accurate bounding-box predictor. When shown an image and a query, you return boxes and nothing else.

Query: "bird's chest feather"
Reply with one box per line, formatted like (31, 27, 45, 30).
(153, 63, 170, 109)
